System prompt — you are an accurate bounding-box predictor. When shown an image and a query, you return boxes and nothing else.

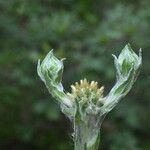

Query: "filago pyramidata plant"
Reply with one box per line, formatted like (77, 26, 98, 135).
(37, 44, 142, 150)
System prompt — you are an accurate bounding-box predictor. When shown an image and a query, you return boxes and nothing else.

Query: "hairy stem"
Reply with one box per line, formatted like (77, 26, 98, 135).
(74, 115, 101, 150)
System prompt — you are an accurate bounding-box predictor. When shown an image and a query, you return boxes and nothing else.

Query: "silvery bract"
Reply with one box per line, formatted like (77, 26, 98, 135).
(37, 44, 142, 150)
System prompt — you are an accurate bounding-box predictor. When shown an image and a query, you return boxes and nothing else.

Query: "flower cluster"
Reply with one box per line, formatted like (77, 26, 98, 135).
(37, 44, 142, 150)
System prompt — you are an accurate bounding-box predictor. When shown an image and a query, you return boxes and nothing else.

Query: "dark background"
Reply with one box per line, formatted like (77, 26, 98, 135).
(0, 0, 150, 150)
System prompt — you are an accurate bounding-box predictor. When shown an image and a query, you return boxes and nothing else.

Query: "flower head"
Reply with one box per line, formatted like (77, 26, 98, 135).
(112, 44, 142, 79)
(37, 50, 64, 90)
(67, 78, 104, 104)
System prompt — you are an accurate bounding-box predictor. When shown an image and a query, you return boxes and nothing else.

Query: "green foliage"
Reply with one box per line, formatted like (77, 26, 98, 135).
(0, 0, 149, 150)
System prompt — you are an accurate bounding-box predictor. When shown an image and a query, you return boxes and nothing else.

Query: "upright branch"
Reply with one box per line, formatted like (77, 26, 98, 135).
(101, 44, 142, 115)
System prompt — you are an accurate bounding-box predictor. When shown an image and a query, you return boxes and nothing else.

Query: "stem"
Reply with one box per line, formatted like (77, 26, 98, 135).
(74, 115, 101, 150)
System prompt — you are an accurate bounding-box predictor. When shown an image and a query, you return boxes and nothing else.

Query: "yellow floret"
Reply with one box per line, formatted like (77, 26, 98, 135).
(67, 78, 104, 103)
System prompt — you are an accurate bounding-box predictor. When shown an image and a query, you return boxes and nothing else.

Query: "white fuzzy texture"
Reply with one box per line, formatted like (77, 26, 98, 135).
(37, 44, 142, 150)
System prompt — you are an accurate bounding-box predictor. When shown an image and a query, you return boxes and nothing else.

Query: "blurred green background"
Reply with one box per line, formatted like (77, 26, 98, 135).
(0, 0, 149, 150)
